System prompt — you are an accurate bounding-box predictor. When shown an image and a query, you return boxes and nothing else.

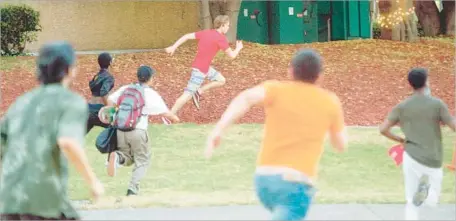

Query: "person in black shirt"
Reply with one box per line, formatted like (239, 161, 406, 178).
(86, 52, 115, 134)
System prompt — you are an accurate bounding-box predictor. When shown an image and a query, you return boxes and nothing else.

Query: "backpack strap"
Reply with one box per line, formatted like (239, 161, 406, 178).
(137, 83, 148, 116)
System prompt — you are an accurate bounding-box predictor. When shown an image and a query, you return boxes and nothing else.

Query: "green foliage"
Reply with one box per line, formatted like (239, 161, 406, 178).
(416, 22, 425, 37)
(372, 22, 381, 39)
(1, 4, 41, 56)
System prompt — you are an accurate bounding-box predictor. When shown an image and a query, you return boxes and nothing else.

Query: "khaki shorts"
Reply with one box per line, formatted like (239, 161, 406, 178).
(185, 67, 225, 94)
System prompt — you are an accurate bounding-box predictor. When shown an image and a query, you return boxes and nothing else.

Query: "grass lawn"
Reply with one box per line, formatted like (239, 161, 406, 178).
(72, 124, 456, 210)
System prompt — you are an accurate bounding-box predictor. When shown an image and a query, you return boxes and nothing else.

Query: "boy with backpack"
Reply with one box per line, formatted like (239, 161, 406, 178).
(107, 65, 179, 196)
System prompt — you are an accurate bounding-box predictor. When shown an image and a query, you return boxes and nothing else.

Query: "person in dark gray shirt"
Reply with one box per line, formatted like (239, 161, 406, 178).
(379, 68, 455, 220)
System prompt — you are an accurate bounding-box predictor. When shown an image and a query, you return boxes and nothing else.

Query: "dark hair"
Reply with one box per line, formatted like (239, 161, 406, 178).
(290, 49, 322, 83)
(98, 52, 112, 69)
(408, 68, 428, 90)
(37, 41, 75, 85)
(137, 65, 155, 83)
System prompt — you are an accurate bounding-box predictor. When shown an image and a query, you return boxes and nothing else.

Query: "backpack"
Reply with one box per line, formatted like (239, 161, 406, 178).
(95, 125, 118, 154)
(113, 83, 146, 131)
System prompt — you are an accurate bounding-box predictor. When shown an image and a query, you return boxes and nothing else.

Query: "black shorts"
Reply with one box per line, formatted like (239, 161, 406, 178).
(86, 103, 110, 134)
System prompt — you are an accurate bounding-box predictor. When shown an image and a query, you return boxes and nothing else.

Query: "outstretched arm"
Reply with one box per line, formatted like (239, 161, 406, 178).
(165, 33, 196, 55)
(213, 85, 264, 134)
(224, 41, 243, 59)
(160, 112, 180, 123)
(225, 47, 242, 59)
(145, 90, 180, 123)
(58, 100, 104, 201)
(205, 85, 265, 157)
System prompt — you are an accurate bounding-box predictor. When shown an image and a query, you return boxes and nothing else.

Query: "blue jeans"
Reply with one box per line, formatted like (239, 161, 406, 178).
(255, 174, 315, 220)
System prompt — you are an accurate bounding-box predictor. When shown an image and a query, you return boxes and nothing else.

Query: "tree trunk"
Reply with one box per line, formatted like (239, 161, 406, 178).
(224, 0, 242, 43)
(209, 0, 225, 21)
(414, 0, 441, 36)
(404, 0, 417, 42)
(391, 0, 402, 41)
(370, 0, 378, 38)
(442, 0, 455, 35)
(404, 17, 418, 42)
(379, 0, 417, 42)
(400, 22, 407, 41)
(409, 4, 419, 41)
(200, 0, 213, 29)
(198, 0, 242, 42)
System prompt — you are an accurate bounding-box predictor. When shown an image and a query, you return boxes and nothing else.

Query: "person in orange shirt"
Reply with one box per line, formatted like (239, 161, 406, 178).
(205, 49, 347, 220)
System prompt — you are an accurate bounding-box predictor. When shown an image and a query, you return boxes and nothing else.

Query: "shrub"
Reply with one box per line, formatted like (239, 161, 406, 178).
(1, 4, 41, 56)
(372, 22, 381, 39)
(416, 22, 425, 37)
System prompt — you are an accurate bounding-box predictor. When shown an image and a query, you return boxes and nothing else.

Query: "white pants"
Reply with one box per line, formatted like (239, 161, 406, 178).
(402, 152, 443, 220)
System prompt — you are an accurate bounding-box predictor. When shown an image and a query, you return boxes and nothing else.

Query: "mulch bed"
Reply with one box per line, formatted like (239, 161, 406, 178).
(1, 39, 454, 126)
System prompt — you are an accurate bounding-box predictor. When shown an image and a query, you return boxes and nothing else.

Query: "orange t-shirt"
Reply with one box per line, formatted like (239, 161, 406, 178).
(258, 80, 345, 179)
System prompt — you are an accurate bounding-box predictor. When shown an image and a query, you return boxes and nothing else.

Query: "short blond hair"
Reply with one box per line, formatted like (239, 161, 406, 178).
(213, 15, 230, 29)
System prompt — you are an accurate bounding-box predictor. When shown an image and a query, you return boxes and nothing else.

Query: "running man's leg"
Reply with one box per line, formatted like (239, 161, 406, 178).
(255, 174, 314, 221)
(424, 165, 443, 207)
(271, 182, 313, 221)
(86, 104, 109, 134)
(108, 131, 133, 177)
(127, 129, 151, 195)
(255, 175, 276, 212)
(403, 152, 423, 220)
(198, 67, 226, 95)
(170, 69, 205, 113)
(404, 161, 442, 221)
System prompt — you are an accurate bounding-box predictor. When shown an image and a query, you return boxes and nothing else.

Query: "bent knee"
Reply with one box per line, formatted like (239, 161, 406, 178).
(217, 76, 226, 85)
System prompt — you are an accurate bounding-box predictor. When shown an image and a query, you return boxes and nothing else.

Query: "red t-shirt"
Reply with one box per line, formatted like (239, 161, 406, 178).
(191, 29, 230, 74)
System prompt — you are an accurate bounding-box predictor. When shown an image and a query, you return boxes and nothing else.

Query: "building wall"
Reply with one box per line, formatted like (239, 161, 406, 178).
(5, 0, 199, 51)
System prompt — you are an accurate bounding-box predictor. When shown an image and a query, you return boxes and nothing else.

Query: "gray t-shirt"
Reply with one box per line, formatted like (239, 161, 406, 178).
(387, 93, 453, 168)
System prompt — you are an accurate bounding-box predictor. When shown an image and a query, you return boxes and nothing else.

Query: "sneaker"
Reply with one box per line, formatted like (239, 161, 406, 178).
(107, 152, 120, 177)
(161, 117, 172, 125)
(413, 175, 430, 206)
(126, 189, 137, 196)
(192, 91, 201, 109)
(105, 158, 123, 168)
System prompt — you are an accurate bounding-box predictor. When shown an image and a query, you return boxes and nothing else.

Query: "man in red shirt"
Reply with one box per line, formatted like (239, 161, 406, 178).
(164, 15, 243, 123)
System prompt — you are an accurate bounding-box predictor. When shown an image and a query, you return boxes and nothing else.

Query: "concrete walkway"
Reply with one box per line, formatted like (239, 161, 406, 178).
(80, 204, 455, 220)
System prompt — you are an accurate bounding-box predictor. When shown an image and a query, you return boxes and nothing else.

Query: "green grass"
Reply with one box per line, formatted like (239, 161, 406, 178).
(72, 124, 456, 210)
